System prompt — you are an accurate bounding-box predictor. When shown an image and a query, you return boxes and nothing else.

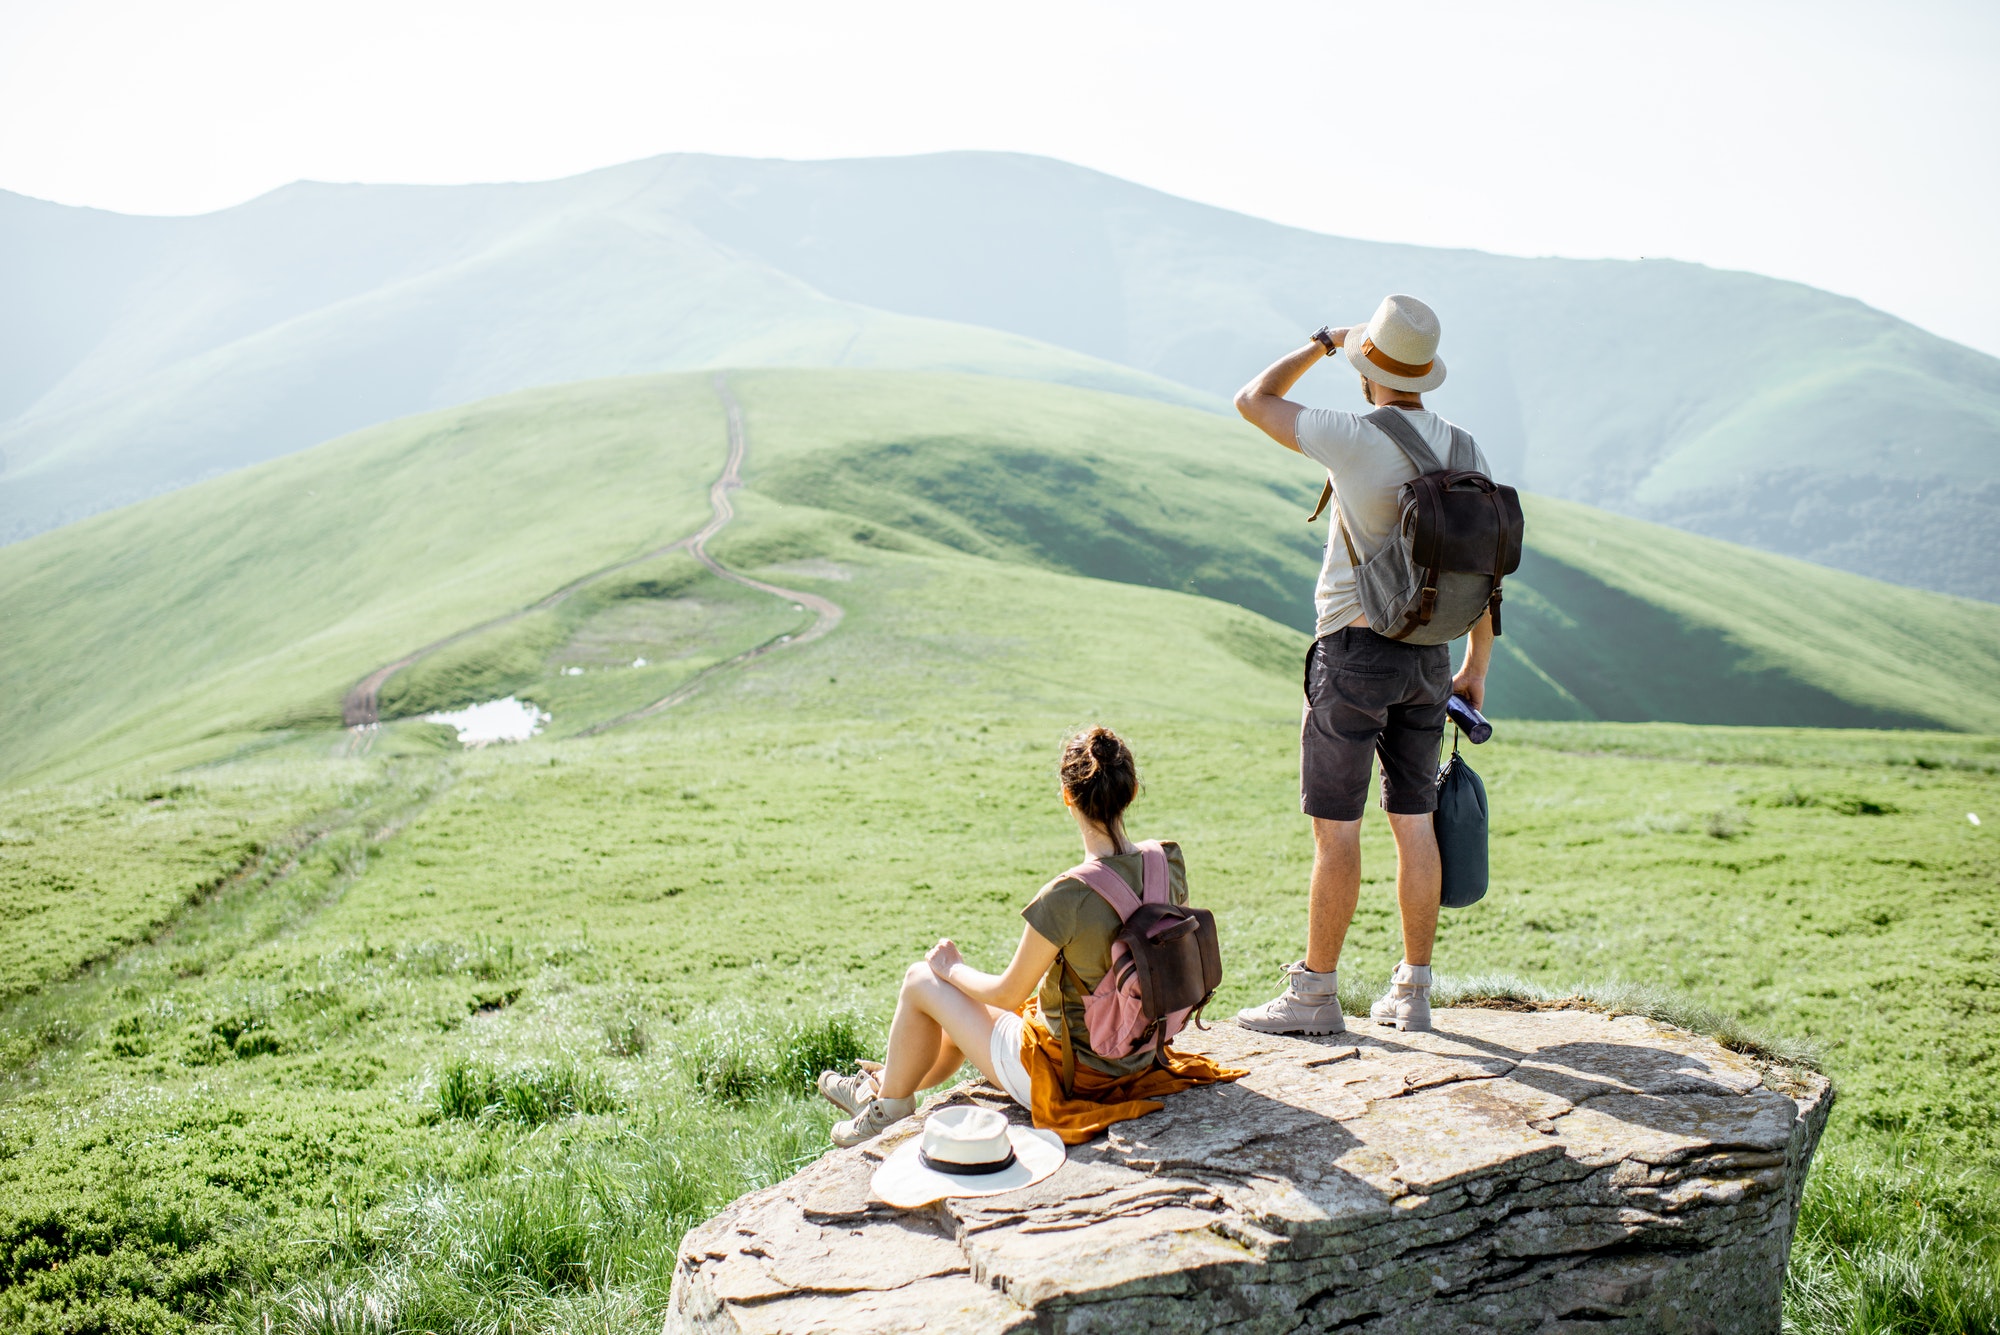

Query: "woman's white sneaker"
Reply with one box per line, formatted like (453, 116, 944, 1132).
(831, 1094, 917, 1148)
(1236, 962, 1345, 1035)
(1369, 962, 1433, 1032)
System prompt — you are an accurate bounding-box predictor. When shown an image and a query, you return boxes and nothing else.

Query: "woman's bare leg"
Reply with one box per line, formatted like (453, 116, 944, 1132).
(858, 1046, 964, 1089)
(878, 962, 1005, 1100)
(918, 1041, 965, 1091)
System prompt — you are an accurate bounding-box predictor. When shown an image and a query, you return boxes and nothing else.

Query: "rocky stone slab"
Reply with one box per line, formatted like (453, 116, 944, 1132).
(667, 1008, 1831, 1334)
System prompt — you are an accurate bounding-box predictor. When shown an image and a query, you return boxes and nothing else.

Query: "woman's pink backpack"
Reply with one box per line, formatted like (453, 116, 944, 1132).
(1052, 840, 1223, 1094)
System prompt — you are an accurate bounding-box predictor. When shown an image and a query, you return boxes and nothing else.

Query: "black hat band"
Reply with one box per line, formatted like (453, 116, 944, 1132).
(919, 1147, 1019, 1176)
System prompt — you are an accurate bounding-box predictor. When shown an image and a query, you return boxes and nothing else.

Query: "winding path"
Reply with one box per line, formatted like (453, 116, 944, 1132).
(341, 373, 842, 741)
(578, 376, 842, 733)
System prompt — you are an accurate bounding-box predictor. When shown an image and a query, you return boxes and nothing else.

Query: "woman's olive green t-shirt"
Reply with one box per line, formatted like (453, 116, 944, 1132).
(1020, 841, 1188, 1078)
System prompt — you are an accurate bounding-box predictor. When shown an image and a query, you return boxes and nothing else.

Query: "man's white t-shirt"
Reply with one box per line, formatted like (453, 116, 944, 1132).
(1295, 407, 1492, 640)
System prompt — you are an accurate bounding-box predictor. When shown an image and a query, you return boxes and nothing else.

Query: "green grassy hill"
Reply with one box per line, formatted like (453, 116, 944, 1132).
(4, 370, 1998, 791)
(1, 368, 1996, 1333)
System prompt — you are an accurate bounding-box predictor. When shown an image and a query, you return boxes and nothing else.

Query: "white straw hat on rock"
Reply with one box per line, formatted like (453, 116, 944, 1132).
(1344, 294, 1447, 393)
(872, 1106, 1066, 1209)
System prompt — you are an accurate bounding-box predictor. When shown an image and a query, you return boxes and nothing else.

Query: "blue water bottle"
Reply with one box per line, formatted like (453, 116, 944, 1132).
(1446, 694, 1492, 743)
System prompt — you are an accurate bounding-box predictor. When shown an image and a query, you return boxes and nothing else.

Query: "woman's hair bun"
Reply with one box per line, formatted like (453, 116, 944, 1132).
(1061, 726, 1137, 832)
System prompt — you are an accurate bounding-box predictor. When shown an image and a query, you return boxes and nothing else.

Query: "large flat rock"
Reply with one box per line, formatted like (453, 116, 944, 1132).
(667, 1008, 1832, 1334)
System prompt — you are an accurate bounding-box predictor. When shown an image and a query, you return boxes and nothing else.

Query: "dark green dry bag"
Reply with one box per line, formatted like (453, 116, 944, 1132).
(1434, 745, 1488, 908)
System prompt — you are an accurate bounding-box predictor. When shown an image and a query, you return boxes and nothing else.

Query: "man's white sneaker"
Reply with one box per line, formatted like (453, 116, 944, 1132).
(1370, 962, 1434, 1032)
(830, 1094, 917, 1148)
(817, 1069, 877, 1118)
(1236, 962, 1345, 1036)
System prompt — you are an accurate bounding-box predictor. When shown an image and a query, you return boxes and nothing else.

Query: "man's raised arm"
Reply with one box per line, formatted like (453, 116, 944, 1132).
(1235, 328, 1345, 452)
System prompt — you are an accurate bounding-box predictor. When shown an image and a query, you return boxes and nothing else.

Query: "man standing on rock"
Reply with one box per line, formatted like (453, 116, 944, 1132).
(1230, 295, 1495, 1035)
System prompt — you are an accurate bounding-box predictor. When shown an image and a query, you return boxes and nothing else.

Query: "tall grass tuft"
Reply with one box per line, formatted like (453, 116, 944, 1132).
(435, 1058, 620, 1125)
(688, 1010, 870, 1102)
(250, 1069, 834, 1335)
(1785, 1141, 2000, 1335)
(772, 1013, 870, 1096)
(604, 1012, 651, 1058)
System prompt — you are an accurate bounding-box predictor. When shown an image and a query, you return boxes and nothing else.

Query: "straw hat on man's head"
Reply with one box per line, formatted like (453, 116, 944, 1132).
(1344, 294, 1447, 393)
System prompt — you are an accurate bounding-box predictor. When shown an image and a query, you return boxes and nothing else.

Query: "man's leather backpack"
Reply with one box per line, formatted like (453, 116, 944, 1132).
(1309, 407, 1525, 644)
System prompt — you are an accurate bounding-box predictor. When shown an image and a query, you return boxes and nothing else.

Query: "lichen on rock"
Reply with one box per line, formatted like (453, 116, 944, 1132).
(667, 1009, 1831, 1334)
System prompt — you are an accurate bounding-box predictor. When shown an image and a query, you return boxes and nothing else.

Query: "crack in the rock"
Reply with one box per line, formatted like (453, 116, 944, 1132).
(729, 1270, 972, 1307)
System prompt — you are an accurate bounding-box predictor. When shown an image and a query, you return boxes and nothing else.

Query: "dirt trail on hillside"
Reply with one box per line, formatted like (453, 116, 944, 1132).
(579, 376, 842, 733)
(341, 373, 841, 740)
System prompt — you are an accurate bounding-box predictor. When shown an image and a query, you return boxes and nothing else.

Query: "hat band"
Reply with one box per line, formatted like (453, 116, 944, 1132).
(919, 1147, 1019, 1176)
(1360, 338, 1435, 379)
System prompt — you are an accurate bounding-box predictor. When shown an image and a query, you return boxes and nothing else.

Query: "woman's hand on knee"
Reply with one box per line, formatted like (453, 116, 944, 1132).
(925, 938, 964, 983)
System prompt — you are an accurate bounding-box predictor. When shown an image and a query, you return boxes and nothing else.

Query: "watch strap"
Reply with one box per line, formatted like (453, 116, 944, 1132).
(1311, 326, 1338, 356)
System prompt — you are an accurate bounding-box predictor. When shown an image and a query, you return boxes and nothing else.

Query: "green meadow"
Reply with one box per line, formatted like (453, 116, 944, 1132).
(1, 370, 1996, 1332)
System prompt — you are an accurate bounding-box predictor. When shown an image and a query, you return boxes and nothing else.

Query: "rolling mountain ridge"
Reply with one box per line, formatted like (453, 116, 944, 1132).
(3, 152, 1995, 599)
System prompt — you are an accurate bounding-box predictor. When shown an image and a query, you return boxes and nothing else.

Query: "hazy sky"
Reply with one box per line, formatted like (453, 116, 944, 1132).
(4, 0, 1997, 355)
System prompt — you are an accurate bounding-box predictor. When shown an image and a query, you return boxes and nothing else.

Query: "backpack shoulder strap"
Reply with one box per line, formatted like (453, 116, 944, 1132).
(1063, 861, 1142, 921)
(1445, 425, 1481, 474)
(1307, 478, 1334, 522)
(1054, 951, 1085, 1097)
(1364, 406, 1445, 474)
(1136, 840, 1170, 905)
(1309, 480, 1364, 567)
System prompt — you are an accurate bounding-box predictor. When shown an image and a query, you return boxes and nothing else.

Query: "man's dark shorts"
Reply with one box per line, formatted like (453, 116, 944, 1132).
(1301, 627, 1451, 821)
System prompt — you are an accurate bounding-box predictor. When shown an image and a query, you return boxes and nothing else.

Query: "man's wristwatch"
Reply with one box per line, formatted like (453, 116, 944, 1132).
(1311, 326, 1339, 356)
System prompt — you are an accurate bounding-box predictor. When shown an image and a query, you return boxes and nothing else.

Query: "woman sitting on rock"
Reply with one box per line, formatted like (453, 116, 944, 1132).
(818, 726, 1243, 1146)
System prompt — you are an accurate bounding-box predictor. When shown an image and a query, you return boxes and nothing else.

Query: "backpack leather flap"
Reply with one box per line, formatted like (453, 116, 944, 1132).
(1144, 905, 1222, 1000)
(1139, 911, 1202, 945)
(1191, 905, 1223, 995)
(1403, 480, 1526, 574)
(1120, 904, 1213, 1017)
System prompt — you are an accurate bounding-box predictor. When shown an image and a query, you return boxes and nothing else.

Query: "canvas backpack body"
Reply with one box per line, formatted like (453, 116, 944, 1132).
(1310, 407, 1526, 645)
(1052, 841, 1223, 1094)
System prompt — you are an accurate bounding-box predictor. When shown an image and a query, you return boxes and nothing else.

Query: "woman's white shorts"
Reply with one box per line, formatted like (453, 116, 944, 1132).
(988, 1010, 1034, 1108)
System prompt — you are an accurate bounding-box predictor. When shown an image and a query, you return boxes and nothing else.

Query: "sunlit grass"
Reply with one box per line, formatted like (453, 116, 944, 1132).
(236, 1015, 849, 1335)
